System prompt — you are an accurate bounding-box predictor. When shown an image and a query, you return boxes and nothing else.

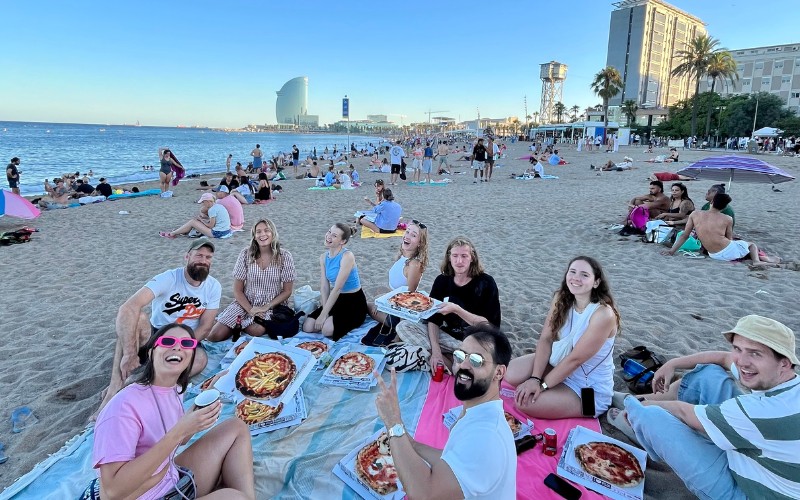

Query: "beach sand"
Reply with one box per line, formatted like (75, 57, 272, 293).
(1, 139, 798, 498)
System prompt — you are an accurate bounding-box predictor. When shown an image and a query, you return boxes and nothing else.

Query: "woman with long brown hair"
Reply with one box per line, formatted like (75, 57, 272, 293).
(505, 256, 620, 418)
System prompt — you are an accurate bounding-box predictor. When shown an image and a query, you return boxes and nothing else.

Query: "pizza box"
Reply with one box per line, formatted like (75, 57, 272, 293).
(442, 405, 534, 441)
(284, 337, 337, 370)
(320, 345, 387, 391)
(557, 425, 647, 500)
(374, 287, 443, 323)
(232, 388, 307, 436)
(186, 374, 235, 404)
(333, 428, 406, 500)
(220, 336, 254, 369)
(214, 337, 316, 408)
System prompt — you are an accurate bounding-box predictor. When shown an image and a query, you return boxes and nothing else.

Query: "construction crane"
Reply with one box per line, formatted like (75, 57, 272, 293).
(426, 109, 449, 123)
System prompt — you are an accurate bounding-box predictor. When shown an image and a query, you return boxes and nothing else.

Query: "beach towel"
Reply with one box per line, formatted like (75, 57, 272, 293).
(360, 226, 402, 239)
(406, 181, 447, 186)
(308, 186, 337, 191)
(415, 377, 604, 500)
(169, 152, 185, 187)
(107, 189, 161, 200)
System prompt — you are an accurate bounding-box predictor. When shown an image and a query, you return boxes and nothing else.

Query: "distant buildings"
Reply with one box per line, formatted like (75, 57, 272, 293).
(606, 0, 705, 113)
(276, 76, 319, 127)
(699, 43, 800, 114)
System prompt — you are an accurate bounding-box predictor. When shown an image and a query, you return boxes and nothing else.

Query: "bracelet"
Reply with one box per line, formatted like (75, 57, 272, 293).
(529, 376, 543, 383)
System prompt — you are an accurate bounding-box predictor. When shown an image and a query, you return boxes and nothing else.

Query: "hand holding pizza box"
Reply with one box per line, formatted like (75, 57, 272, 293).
(557, 426, 647, 500)
(333, 428, 406, 500)
(374, 287, 443, 323)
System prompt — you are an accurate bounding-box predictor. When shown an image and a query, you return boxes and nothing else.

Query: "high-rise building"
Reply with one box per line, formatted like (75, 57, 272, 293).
(276, 76, 309, 124)
(699, 43, 800, 114)
(606, 0, 705, 110)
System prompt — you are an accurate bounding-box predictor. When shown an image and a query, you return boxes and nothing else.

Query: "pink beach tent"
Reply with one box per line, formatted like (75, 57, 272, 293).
(0, 190, 41, 219)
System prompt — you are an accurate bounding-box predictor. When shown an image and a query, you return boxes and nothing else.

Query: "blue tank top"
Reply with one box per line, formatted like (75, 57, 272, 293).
(325, 249, 360, 293)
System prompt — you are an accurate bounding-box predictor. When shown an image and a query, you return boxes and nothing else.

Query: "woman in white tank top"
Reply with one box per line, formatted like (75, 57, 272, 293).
(366, 221, 429, 329)
(504, 256, 620, 418)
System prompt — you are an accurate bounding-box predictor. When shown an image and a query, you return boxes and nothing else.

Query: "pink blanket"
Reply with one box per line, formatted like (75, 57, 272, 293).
(414, 376, 604, 500)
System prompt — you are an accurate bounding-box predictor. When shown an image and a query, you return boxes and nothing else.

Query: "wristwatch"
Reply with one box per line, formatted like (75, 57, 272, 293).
(388, 423, 406, 439)
(540, 381, 549, 391)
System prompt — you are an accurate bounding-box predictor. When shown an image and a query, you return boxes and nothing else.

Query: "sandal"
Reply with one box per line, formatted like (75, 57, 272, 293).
(159, 231, 176, 239)
(607, 408, 639, 444)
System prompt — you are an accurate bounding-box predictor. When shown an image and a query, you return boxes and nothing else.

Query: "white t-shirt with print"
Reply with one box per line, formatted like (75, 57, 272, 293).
(390, 146, 405, 165)
(146, 268, 222, 329)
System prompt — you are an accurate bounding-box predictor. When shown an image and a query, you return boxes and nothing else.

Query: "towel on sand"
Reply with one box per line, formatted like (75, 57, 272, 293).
(361, 226, 403, 239)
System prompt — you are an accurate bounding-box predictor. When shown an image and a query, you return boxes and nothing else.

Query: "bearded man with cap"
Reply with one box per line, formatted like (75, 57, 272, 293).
(610, 315, 799, 500)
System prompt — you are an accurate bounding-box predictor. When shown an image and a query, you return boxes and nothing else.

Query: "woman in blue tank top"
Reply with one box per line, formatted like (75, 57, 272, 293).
(302, 222, 368, 340)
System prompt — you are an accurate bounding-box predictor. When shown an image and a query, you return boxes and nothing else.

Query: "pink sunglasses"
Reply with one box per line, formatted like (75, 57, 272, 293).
(155, 336, 198, 350)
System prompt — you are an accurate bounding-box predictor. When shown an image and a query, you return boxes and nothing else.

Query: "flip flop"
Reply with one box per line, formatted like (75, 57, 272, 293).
(607, 408, 639, 444)
(612, 391, 632, 409)
(159, 232, 176, 239)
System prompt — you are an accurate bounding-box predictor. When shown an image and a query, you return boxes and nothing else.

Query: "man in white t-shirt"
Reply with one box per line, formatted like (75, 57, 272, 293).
(92, 239, 222, 419)
(389, 141, 406, 186)
(375, 325, 516, 499)
(161, 192, 232, 239)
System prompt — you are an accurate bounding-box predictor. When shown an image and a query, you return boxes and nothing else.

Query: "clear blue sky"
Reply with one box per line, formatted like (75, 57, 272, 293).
(2, 0, 797, 128)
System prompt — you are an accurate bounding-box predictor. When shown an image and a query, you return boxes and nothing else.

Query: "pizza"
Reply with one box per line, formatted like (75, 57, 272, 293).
(575, 442, 644, 487)
(504, 412, 522, 435)
(235, 399, 284, 425)
(234, 339, 250, 356)
(388, 291, 434, 312)
(331, 352, 375, 377)
(235, 352, 296, 399)
(355, 433, 399, 495)
(296, 341, 328, 359)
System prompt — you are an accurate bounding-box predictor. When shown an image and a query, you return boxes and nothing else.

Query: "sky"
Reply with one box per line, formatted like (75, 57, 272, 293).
(2, 0, 798, 128)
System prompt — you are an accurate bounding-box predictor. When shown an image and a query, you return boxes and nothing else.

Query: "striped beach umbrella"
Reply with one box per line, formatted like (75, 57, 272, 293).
(676, 155, 795, 191)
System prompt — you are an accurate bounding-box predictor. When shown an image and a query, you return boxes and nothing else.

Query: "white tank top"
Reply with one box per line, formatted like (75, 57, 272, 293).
(388, 256, 408, 289)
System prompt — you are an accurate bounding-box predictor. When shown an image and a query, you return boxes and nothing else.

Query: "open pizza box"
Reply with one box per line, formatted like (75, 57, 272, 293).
(557, 426, 647, 500)
(214, 337, 316, 408)
(232, 388, 308, 436)
(320, 345, 387, 391)
(220, 336, 254, 369)
(374, 286, 443, 323)
(333, 428, 406, 500)
(284, 337, 338, 370)
(442, 405, 534, 441)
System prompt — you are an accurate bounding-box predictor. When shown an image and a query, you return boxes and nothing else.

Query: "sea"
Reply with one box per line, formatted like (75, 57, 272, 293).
(0, 121, 386, 195)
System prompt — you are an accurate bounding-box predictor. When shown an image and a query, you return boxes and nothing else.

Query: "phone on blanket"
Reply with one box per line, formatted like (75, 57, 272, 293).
(580, 387, 596, 417)
(544, 473, 581, 500)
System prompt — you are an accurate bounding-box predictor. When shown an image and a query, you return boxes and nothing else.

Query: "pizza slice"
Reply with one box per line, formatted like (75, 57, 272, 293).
(575, 442, 644, 487)
(355, 432, 399, 495)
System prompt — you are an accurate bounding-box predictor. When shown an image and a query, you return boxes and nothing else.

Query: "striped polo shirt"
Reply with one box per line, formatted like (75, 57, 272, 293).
(696, 375, 800, 500)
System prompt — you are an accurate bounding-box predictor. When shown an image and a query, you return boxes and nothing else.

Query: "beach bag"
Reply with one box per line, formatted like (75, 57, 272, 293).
(643, 225, 675, 245)
(676, 231, 702, 252)
(252, 305, 302, 340)
(385, 344, 430, 372)
(293, 285, 320, 315)
(628, 206, 649, 231)
(619, 346, 666, 394)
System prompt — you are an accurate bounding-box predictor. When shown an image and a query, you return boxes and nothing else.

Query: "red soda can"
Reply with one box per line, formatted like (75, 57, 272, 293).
(543, 428, 558, 456)
(433, 364, 444, 382)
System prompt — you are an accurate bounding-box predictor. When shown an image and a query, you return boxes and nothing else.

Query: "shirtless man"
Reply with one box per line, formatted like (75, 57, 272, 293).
(628, 180, 670, 217)
(40, 178, 72, 208)
(435, 140, 450, 174)
(251, 144, 263, 171)
(663, 193, 779, 265)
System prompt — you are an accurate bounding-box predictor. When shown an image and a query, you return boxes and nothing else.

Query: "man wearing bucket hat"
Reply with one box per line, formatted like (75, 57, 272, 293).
(612, 315, 799, 499)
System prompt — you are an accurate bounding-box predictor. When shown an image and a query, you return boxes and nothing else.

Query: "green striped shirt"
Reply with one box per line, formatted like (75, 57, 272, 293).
(696, 375, 800, 500)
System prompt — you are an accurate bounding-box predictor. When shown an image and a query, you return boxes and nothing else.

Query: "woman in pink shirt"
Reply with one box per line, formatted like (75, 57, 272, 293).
(84, 323, 255, 500)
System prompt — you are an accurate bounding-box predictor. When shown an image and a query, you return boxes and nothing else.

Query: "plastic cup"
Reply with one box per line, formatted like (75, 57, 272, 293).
(194, 389, 220, 409)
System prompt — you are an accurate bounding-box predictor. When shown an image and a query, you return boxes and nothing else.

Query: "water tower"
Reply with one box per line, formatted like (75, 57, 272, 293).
(539, 61, 567, 124)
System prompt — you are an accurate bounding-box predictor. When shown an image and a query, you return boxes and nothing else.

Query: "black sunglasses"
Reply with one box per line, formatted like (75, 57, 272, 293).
(411, 219, 427, 229)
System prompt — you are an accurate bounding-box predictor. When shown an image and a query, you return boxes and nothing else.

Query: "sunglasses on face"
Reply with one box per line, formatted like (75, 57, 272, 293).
(453, 349, 485, 368)
(154, 336, 198, 350)
(411, 219, 427, 229)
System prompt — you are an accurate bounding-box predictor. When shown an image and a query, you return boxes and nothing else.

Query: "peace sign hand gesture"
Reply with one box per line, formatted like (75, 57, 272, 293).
(374, 368, 403, 428)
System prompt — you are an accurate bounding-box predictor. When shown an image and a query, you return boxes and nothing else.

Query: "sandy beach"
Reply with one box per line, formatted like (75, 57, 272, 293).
(1, 139, 798, 498)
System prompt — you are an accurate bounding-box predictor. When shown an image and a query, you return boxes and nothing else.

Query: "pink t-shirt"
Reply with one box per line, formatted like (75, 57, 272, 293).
(93, 384, 184, 500)
(217, 194, 244, 230)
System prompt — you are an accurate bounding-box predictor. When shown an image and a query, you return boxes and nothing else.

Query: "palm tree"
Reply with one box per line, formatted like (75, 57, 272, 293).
(570, 105, 580, 122)
(622, 99, 638, 126)
(554, 102, 566, 123)
(704, 50, 738, 141)
(533, 111, 539, 126)
(590, 66, 623, 142)
(671, 34, 721, 139)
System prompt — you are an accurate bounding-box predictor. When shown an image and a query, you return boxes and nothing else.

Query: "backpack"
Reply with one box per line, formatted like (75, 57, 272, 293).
(619, 346, 666, 394)
(628, 206, 650, 231)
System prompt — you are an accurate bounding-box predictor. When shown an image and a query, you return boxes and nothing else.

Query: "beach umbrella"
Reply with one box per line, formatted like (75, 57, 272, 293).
(0, 190, 41, 219)
(752, 127, 781, 137)
(676, 155, 795, 191)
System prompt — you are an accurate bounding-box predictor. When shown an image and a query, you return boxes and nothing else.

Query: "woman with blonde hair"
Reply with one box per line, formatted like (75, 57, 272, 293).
(207, 219, 296, 341)
(505, 256, 620, 418)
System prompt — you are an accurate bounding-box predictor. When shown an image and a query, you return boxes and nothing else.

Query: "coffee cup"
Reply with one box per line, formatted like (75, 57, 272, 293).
(194, 389, 221, 409)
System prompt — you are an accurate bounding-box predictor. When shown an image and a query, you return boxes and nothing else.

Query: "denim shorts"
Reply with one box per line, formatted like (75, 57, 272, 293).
(212, 229, 232, 238)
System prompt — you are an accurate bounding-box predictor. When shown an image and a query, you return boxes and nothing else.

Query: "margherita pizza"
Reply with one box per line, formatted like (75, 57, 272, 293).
(355, 433, 399, 495)
(331, 352, 375, 377)
(235, 352, 296, 399)
(388, 291, 434, 312)
(235, 399, 284, 425)
(504, 412, 522, 435)
(575, 442, 644, 487)
(234, 339, 250, 356)
(296, 341, 328, 359)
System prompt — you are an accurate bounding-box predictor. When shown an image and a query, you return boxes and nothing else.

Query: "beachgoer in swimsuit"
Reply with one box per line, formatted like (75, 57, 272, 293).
(157, 148, 174, 193)
(655, 183, 695, 229)
(251, 144, 263, 171)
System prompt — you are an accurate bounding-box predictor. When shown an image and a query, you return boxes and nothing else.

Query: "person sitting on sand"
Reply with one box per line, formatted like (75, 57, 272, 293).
(363, 179, 385, 209)
(700, 184, 735, 227)
(93, 239, 221, 418)
(208, 219, 297, 341)
(94, 178, 113, 198)
(213, 186, 244, 231)
(654, 182, 695, 229)
(324, 166, 341, 188)
(664, 193, 779, 265)
(254, 172, 272, 203)
(394, 237, 501, 376)
(338, 169, 353, 189)
(218, 171, 240, 192)
(73, 178, 95, 197)
(302, 223, 368, 340)
(548, 149, 567, 166)
(160, 193, 232, 240)
(86, 323, 255, 500)
(39, 178, 72, 209)
(609, 315, 799, 500)
(357, 188, 401, 233)
(505, 256, 619, 418)
(619, 180, 670, 235)
(364, 220, 428, 344)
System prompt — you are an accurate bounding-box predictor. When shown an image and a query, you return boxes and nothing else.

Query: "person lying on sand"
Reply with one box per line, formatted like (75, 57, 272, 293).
(663, 193, 779, 265)
(649, 172, 695, 182)
(608, 315, 799, 500)
(593, 157, 634, 171)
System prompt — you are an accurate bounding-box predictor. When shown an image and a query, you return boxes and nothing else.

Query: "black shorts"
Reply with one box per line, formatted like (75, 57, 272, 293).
(8, 179, 18, 188)
(308, 289, 368, 341)
(486, 159, 495, 165)
(391, 164, 401, 174)
(378, 227, 397, 234)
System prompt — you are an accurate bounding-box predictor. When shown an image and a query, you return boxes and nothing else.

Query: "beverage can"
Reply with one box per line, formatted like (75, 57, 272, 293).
(433, 364, 444, 382)
(543, 428, 558, 456)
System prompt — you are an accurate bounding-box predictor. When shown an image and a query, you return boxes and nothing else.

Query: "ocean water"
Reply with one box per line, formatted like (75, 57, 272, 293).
(0, 121, 385, 195)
